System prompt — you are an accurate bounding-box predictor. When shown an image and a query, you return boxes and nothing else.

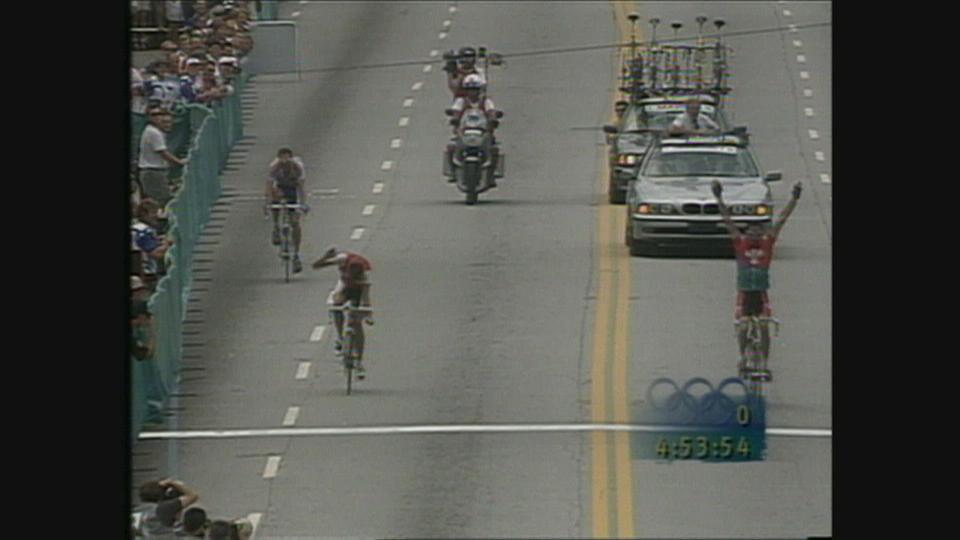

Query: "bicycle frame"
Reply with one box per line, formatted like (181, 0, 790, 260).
(267, 203, 301, 282)
(735, 315, 780, 388)
(329, 303, 373, 395)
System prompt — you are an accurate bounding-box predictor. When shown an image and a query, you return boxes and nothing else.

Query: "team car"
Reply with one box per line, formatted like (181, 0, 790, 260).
(624, 133, 782, 256)
(604, 94, 729, 204)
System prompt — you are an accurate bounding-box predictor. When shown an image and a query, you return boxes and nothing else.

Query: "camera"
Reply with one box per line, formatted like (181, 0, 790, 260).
(161, 484, 184, 501)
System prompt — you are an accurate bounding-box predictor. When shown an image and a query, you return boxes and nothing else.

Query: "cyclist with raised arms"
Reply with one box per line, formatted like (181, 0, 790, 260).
(712, 180, 802, 377)
(265, 148, 309, 273)
(312, 247, 374, 379)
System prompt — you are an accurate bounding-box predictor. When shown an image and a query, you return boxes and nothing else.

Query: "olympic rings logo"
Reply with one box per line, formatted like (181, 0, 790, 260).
(642, 377, 763, 426)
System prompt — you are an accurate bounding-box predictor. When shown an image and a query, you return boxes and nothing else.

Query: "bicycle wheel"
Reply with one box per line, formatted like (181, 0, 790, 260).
(282, 225, 291, 283)
(343, 330, 354, 395)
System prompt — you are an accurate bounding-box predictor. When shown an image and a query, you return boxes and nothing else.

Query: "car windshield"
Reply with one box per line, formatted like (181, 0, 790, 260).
(642, 148, 760, 178)
(623, 106, 716, 132)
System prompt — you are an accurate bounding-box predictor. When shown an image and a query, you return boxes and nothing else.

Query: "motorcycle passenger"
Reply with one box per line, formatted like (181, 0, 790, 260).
(312, 247, 374, 379)
(444, 46, 487, 99)
(712, 180, 802, 377)
(446, 74, 501, 186)
(265, 148, 309, 273)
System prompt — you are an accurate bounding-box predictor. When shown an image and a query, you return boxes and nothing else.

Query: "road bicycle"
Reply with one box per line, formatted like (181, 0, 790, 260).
(735, 315, 780, 396)
(266, 203, 302, 283)
(329, 302, 374, 395)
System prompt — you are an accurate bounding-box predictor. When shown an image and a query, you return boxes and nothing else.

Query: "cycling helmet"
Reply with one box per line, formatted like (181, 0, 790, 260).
(462, 74, 484, 89)
(458, 46, 477, 59)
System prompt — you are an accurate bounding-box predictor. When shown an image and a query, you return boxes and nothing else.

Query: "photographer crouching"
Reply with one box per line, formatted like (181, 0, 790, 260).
(132, 478, 199, 539)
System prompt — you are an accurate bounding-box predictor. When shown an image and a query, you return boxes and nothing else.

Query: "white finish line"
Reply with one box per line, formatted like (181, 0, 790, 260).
(139, 423, 833, 440)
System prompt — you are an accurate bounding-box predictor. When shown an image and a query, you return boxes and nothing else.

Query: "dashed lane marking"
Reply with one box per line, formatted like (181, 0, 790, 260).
(295, 362, 311, 380)
(351, 227, 365, 240)
(310, 326, 325, 342)
(262, 456, 282, 478)
(363, 205, 376, 216)
(282, 407, 300, 426)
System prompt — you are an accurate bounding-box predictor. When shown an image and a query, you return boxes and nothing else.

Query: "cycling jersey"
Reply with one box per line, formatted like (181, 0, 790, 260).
(334, 252, 372, 289)
(733, 234, 775, 291)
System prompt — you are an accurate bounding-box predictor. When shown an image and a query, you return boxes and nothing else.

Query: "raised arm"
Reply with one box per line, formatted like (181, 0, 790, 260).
(771, 182, 802, 239)
(711, 180, 740, 237)
(312, 247, 340, 269)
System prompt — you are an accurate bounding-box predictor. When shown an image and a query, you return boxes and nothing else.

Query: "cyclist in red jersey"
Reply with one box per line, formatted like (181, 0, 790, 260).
(312, 247, 374, 374)
(712, 180, 802, 370)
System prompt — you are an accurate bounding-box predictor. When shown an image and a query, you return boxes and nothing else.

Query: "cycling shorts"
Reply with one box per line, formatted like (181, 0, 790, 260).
(736, 291, 771, 319)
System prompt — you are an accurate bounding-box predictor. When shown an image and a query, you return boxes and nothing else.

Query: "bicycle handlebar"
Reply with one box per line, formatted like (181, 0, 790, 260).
(329, 305, 374, 312)
(267, 204, 304, 210)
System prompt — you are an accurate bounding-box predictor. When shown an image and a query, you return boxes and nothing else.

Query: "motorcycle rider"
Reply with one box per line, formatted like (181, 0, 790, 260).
(445, 74, 501, 186)
(444, 46, 487, 99)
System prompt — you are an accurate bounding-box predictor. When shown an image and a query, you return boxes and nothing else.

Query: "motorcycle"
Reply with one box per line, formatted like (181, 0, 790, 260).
(443, 107, 505, 205)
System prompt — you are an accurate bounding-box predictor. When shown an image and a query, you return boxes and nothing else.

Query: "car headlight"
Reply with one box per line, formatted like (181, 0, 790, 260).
(635, 203, 676, 215)
(731, 204, 771, 216)
(617, 154, 641, 166)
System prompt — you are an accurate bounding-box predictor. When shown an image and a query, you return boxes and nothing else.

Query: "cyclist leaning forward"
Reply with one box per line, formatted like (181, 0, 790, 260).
(312, 246, 374, 379)
(265, 148, 309, 273)
(712, 180, 802, 378)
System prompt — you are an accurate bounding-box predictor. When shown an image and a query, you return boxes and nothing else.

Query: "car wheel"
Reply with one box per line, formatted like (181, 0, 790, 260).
(608, 178, 626, 204)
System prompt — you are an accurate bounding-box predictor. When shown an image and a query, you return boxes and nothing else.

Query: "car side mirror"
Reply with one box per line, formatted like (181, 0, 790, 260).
(603, 125, 619, 135)
(764, 171, 783, 182)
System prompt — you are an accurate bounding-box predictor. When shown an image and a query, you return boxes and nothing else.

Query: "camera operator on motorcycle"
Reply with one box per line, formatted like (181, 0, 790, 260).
(445, 74, 502, 186)
(265, 148, 309, 273)
(444, 46, 487, 99)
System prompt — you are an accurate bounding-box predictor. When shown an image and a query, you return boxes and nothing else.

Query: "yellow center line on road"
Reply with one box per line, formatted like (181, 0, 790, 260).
(591, 2, 638, 538)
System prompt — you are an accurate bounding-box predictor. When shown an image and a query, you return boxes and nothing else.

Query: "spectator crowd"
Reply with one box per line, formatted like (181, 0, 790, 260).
(132, 478, 255, 539)
(131, 0, 258, 341)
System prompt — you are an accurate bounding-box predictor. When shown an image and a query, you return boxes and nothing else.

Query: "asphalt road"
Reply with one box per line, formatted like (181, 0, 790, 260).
(131, 2, 832, 538)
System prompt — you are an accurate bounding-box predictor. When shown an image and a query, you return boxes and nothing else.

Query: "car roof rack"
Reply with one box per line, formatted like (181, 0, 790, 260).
(656, 132, 748, 148)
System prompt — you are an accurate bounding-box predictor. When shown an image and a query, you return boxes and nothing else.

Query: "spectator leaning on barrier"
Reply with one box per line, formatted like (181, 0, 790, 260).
(131, 299, 156, 361)
(139, 108, 188, 205)
(132, 67, 148, 114)
(133, 198, 175, 284)
(180, 57, 204, 103)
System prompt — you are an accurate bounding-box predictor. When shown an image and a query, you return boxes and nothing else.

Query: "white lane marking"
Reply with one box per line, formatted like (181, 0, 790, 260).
(820, 174, 831, 184)
(800, 71, 810, 79)
(430, 50, 439, 57)
(815, 151, 825, 161)
(391, 138, 402, 149)
(449, 6, 457, 13)
(372, 183, 384, 194)
(351, 227, 365, 240)
(263, 456, 282, 478)
(282, 407, 300, 426)
(788, 24, 798, 32)
(299, 0, 308, 3)
(381, 160, 393, 171)
(804, 107, 814, 117)
(411, 81, 423, 91)
(403, 98, 414, 108)
(363, 205, 376, 216)
(439, 32, 448, 39)
(310, 325, 326, 342)
(292, 11, 301, 17)
(247, 513, 263, 539)
(423, 64, 433, 73)
(142, 423, 834, 440)
(295, 362, 311, 380)
(808, 129, 820, 140)
(783, 9, 792, 16)
(803, 88, 813, 97)
(443, 20, 452, 27)
(797, 54, 806, 63)
(399, 116, 410, 127)
(793, 40, 803, 48)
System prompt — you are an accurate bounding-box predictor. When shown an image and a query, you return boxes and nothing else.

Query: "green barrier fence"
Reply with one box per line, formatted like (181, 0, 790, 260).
(259, 0, 280, 21)
(131, 74, 249, 442)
